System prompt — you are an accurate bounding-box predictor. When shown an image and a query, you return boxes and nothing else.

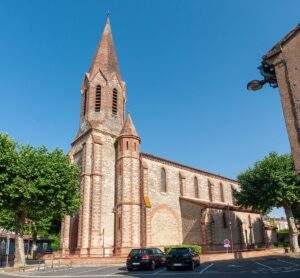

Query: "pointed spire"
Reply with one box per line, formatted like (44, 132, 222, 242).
(120, 114, 139, 137)
(89, 15, 121, 78)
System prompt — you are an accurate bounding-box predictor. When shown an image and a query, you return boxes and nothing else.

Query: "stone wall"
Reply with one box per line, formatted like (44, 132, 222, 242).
(141, 153, 265, 251)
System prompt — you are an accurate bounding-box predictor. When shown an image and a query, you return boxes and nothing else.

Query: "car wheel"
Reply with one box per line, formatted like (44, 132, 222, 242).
(150, 260, 155, 270)
(190, 261, 195, 271)
(127, 267, 133, 271)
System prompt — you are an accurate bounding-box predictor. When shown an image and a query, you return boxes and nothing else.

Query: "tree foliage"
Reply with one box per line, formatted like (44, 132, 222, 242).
(235, 152, 300, 252)
(236, 152, 299, 212)
(0, 133, 81, 264)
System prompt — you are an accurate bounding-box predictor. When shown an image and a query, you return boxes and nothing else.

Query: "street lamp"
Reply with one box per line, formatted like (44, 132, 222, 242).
(247, 62, 278, 91)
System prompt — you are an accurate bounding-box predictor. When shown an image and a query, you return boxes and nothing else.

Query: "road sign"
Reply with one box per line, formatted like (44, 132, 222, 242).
(224, 239, 230, 251)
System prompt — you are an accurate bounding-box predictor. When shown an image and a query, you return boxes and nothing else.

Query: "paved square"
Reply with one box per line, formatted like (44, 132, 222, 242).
(0, 256, 300, 277)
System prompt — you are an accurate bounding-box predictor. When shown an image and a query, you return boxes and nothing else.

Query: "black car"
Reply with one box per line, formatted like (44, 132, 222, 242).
(126, 248, 166, 271)
(166, 247, 200, 270)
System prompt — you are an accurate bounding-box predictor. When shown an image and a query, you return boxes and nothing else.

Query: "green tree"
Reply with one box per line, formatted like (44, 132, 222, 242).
(236, 152, 300, 252)
(0, 133, 80, 265)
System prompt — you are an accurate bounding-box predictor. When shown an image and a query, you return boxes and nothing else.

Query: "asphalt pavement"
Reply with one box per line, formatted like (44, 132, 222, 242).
(0, 256, 299, 278)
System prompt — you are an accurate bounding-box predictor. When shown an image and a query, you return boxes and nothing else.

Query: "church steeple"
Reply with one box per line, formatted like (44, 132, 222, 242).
(88, 16, 121, 78)
(79, 16, 126, 136)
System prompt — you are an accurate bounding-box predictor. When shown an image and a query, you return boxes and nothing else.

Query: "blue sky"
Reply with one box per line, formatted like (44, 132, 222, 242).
(1, 0, 299, 217)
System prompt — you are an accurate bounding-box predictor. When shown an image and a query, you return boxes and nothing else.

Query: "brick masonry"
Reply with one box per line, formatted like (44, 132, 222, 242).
(60, 17, 277, 257)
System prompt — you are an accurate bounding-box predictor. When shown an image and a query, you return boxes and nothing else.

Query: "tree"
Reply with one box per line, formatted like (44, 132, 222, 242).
(235, 152, 300, 252)
(292, 203, 300, 222)
(0, 133, 80, 265)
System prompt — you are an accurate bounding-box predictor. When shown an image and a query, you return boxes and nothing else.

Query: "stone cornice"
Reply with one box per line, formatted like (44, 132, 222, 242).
(180, 196, 258, 213)
(141, 152, 238, 184)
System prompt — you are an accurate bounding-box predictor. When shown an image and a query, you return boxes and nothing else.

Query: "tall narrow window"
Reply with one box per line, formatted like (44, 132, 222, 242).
(161, 168, 167, 192)
(112, 88, 118, 115)
(95, 85, 101, 112)
(83, 89, 87, 115)
(219, 182, 225, 202)
(208, 180, 213, 202)
(231, 185, 237, 205)
(179, 174, 184, 196)
(194, 177, 199, 198)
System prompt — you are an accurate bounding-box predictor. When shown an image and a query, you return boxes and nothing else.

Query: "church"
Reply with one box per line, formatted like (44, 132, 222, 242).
(60, 17, 267, 257)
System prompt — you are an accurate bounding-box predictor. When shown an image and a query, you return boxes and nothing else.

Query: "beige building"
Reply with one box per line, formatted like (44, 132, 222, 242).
(61, 17, 267, 256)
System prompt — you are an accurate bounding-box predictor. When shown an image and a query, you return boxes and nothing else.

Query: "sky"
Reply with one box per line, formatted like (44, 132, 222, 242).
(1, 0, 299, 217)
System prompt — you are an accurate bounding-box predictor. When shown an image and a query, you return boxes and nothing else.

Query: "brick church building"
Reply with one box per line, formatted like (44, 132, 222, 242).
(60, 17, 268, 257)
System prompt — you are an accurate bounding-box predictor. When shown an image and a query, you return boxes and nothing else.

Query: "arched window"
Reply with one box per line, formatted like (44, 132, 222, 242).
(219, 182, 225, 202)
(95, 85, 101, 112)
(179, 174, 184, 196)
(112, 88, 118, 115)
(83, 89, 87, 115)
(208, 180, 213, 202)
(194, 177, 199, 198)
(231, 185, 237, 205)
(161, 168, 167, 192)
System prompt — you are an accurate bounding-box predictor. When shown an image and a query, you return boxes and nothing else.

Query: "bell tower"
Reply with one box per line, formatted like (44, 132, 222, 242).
(61, 16, 128, 257)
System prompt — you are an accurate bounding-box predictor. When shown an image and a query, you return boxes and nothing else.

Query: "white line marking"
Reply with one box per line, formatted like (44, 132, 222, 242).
(277, 258, 298, 266)
(252, 260, 273, 270)
(283, 268, 300, 273)
(152, 268, 166, 275)
(199, 263, 214, 273)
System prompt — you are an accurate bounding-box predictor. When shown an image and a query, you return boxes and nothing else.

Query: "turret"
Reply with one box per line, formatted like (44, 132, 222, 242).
(115, 114, 141, 255)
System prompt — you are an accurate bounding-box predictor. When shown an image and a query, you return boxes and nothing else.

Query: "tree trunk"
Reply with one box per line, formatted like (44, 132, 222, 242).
(32, 229, 37, 260)
(283, 205, 299, 253)
(14, 214, 26, 266)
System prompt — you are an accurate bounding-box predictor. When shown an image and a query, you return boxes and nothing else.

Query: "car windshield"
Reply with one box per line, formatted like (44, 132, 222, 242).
(130, 249, 151, 256)
(168, 248, 190, 255)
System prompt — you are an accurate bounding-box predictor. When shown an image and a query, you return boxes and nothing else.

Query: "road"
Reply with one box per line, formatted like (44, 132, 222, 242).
(0, 256, 299, 277)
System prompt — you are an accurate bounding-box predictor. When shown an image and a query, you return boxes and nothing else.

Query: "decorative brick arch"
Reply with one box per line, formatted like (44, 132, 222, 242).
(150, 204, 181, 246)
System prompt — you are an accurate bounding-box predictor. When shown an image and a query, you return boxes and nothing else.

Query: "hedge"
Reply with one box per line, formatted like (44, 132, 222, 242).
(164, 244, 202, 255)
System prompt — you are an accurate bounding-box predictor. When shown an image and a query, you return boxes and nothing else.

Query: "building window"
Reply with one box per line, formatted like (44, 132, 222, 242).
(194, 177, 199, 198)
(208, 180, 213, 202)
(231, 185, 237, 205)
(219, 182, 225, 202)
(83, 89, 87, 115)
(161, 168, 167, 192)
(112, 88, 118, 115)
(179, 174, 184, 196)
(118, 216, 122, 230)
(134, 142, 136, 151)
(126, 141, 129, 150)
(95, 85, 101, 112)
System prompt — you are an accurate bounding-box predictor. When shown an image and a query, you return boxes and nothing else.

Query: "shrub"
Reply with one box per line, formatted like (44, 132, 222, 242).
(164, 244, 202, 255)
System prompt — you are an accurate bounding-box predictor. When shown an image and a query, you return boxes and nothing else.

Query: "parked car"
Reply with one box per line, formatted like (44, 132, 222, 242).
(166, 247, 200, 270)
(126, 248, 166, 271)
